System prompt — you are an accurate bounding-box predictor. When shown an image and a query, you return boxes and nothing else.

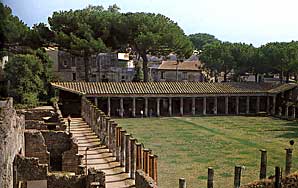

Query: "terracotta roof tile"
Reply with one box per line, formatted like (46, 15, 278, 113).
(51, 82, 297, 96)
(158, 61, 202, 71)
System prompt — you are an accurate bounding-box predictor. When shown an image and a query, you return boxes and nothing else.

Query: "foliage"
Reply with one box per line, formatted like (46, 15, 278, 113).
(124, 12, 193, 81)
(200, 41, 235, 82)
(4, 51, 53, 105)
(0, 3, 29, 49)
(132, 62, 144, 82)
(188, 33, 220, 50)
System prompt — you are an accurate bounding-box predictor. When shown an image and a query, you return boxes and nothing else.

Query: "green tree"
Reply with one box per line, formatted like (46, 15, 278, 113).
(4, 54, 45, 105)
(200, 42, 234, 82)
(188, 33, 220, 50)
(132, 62, 144, 82)
(260, 42, 298, 83)
(0, 3, 29, 51)
(48, 7, 108, 81)
(26, 23, 55, 49)
(124, 13, 193, 82)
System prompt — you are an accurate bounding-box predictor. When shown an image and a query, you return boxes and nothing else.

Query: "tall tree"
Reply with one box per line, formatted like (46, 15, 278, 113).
(188, 33, 220, 50)
(4, 52, 52, 105)
(124, 13, 193, 81)
(48, 7, 108, 81)
(0, 3, 29, 52)
(200, 42, 234, 82)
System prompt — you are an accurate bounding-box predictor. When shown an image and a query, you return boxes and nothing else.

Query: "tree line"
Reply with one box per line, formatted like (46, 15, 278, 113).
(190, 34, 298, 83)
(1, 3, 298, 105)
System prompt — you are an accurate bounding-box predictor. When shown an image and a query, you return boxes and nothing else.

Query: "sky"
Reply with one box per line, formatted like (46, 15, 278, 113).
(3, 0, 298, 47)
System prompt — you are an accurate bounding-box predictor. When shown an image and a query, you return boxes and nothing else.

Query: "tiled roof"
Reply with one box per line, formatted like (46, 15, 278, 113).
(51, 82, 297, 96)
(158, 61, 202, 71)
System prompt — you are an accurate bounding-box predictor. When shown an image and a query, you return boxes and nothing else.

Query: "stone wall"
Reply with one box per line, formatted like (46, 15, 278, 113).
(47, 173, 85, 188)
(0, 98, 25, 188)
(241, 172, 298, 188)
(41, 131, 83, 173)
(62, 135, 84, 174)
(15, 155, 48, 182)
(86, 168, 105, 188)
(135, 170, 157, 188)
(24, 131, 50, 165)
(24, 105, 66, 131)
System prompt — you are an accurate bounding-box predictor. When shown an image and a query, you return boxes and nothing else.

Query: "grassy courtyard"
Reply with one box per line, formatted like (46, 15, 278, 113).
(116, 116, 298, 188)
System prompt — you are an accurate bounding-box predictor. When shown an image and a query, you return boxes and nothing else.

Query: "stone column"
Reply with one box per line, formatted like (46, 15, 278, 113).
(120, 130, 126, 167)
(192, 97, 196, 116)
(132, 97, 136, 118)
(203, 97, 207, 115)
(120, 98, 124, 118)
(272, 95, 276, 115)
(115, 126, 122, 162)
(107, 97, 111, 117)
(145, 98, 148, 117)
(246, 96, 250, 114)
(136, 143, 143, 170)
(266, 96, 270, 114)
(292, 106, 296, 119)
(125, 133, 131, 173)
(94, 97, 98, 107)
(130, 138, 136, 179)
(236, 96, 239, 115)
(214, 97, 217, 115)
(180, 97, 184, 116)
(169, 98, 172, 116)
(256, 96, 260, 113)
(225, 96, 229, 115)
(156, 98, 160, 117)
(285, 105, 289, 119)
(143, 149, 150, 174)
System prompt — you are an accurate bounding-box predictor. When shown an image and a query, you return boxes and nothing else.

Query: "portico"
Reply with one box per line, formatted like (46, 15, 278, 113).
(52, 82, 297, 118)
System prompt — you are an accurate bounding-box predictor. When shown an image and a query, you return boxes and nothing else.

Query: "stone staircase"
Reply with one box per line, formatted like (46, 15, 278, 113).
(69, 118, 135, 188)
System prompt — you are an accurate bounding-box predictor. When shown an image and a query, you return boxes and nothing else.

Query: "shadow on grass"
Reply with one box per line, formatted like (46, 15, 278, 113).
(266, 121, 298, 139)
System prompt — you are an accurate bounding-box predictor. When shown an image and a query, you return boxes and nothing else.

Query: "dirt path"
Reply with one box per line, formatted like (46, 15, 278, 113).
(68, 118, 135, 188)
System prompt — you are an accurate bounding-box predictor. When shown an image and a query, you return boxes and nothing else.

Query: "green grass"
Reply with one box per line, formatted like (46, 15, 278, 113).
(116, 116, 298, 188)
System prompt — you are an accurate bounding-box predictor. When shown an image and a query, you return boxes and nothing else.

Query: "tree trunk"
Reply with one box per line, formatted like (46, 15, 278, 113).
(286, 72, 290, 83)
(280, 71, 283, 84)
(84, 54, 90, 82)
(141, 53, 148, 82)
(223, 72, 227, 82)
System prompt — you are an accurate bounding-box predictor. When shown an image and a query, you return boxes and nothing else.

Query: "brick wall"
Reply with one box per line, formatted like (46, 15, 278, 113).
(25, 131, 50, 165)
(135, 170, 157, 188)
(62, 135, 84, 174)
(0, 98, 25, 188)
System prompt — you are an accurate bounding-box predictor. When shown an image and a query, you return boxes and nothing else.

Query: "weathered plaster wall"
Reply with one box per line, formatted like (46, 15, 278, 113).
(0, 98, 25, 188)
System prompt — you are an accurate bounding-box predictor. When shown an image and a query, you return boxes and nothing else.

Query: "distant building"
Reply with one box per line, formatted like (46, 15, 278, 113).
(45, 47, 134, 82)
(157, 61, 205, 82)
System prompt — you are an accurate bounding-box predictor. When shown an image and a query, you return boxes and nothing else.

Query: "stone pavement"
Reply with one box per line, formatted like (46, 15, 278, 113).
(69, 118, 135, 188)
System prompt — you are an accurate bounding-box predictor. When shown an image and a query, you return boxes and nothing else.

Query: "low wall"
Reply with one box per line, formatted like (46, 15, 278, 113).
(81, 97, 158, 187)
(0, 98, 25, 188)
(241, 172, 298, 188)
(47, 173, 85, 188)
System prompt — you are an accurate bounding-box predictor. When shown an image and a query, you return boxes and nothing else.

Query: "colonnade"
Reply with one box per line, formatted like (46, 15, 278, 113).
(92, 95, 277, 118)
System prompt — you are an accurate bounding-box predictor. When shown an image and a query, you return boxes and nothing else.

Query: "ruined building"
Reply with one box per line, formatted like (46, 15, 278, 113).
(0, 98, 105, 188)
